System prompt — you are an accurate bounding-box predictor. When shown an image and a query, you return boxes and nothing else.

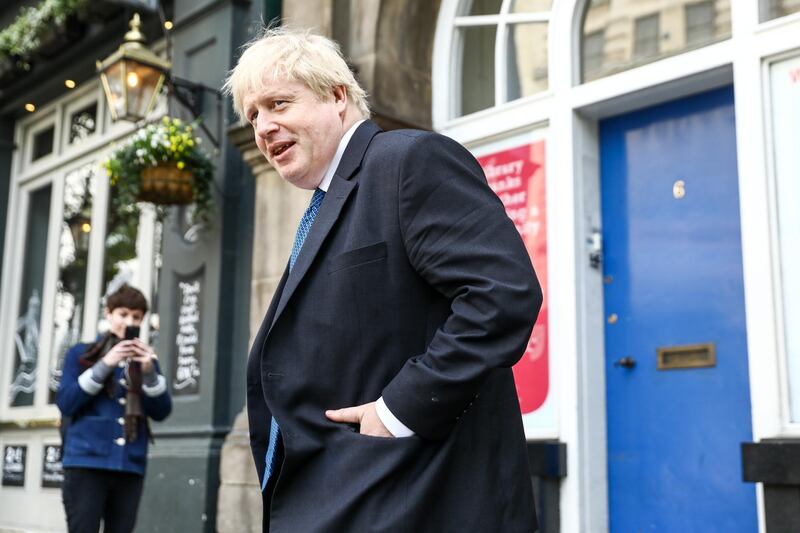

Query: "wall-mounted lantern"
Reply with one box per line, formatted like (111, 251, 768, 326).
(97, 13, 221, 148)
(96, 13, 170, 123)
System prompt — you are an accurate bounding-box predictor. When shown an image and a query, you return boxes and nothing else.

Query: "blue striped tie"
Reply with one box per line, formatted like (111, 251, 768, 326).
(263, 188, 326, 491)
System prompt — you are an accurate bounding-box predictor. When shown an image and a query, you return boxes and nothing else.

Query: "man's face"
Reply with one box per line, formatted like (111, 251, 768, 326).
(244, 78, 348, 190)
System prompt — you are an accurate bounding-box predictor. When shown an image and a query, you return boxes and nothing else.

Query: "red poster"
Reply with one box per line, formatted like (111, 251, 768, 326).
(478, 141, 548, 414)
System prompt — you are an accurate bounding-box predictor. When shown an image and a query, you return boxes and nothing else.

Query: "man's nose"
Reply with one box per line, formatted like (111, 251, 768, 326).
(255, 114, 278, 138)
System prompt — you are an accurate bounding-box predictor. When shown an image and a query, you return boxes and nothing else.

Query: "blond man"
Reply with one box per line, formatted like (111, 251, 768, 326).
(225, 27, 542, 533)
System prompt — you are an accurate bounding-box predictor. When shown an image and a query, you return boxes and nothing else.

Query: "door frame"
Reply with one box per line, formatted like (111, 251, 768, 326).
(564, 65, 738, 533)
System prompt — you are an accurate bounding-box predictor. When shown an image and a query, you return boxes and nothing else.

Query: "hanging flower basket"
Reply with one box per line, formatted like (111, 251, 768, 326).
(103, 117, 215, 225)
(140, 164, 194, 205)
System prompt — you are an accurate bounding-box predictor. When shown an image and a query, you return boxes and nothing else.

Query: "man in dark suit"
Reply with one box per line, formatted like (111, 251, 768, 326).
(223, 27, 543, 532)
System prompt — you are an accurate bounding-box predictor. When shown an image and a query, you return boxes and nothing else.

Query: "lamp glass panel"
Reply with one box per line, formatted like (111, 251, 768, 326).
(126, 60, 163, 120)
(104, 60, 126, 120)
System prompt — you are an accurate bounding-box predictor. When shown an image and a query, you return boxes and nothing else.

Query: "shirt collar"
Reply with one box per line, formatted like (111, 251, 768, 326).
(318, 119, 366, 192)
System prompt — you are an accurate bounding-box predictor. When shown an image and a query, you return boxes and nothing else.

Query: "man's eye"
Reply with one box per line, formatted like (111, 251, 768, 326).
(249, 110, 258, 124)
(272, 100, 287, 110)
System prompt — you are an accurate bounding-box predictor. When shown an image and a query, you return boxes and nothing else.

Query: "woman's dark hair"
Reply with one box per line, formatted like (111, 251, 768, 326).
(81, 285, 149, 366)
(106, 285, 149, 314)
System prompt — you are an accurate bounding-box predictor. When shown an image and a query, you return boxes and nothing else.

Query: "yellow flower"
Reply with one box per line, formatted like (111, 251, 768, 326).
(162, 116, 170, 125)
(177, 161, 185, 170)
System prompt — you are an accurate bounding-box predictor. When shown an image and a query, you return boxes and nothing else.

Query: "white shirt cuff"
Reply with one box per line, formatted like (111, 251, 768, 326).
(78, 368, 104, 395)
(142, 374, 167, 397)
(375, 397, 415, 437)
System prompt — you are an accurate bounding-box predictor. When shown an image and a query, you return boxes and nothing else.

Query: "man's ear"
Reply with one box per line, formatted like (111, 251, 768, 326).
(332, 85, 348, 112)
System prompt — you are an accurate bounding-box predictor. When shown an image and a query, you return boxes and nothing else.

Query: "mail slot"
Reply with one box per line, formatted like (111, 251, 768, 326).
(657, 343, 716, 370)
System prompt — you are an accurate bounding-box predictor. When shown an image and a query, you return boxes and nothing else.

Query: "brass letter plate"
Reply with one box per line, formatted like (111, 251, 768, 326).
(657, 343, 716, 370)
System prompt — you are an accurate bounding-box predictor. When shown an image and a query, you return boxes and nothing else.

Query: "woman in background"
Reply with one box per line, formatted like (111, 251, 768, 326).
(56, 285, 171, 533)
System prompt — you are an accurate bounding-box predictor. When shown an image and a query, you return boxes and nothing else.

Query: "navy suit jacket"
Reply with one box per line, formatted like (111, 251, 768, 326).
(247, 120, 542, 532)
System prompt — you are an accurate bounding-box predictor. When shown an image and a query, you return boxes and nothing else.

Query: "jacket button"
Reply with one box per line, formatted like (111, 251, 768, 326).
(118, 397, 127, 405)
(118, 378, 126, 386)
(115, 437, 125, 446)
(118, 417, 125, 425)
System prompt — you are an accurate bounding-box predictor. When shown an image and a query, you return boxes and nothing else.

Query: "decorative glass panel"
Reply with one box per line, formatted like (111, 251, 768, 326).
(11, 185, 52, 407)
(464, 0, 502, 16)
(68, 102, 98, 144)
(97, 187, 141, 332)
(581, 0, 731, 83)
(47, 164, 97, 402)
(510, 0, 551, 13)
(32, 127, 54, 161)
(761, 0, 800, 22)
(506, 23, 548, 101)
(460, 25, 496, 116)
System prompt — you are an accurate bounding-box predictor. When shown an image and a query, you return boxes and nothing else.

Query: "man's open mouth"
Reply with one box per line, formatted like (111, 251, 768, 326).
(271, 142, 295, 158)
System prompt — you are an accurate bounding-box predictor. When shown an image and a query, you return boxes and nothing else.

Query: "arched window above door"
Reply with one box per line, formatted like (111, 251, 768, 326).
(443, 0, 551, 120)
(580, 0, 732, 83)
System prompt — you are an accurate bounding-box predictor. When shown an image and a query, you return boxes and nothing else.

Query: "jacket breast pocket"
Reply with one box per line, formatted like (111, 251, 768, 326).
(327, 241, 387, 274)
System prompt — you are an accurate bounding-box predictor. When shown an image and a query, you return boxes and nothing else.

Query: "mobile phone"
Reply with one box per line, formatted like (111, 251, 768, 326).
(124, 325, 141, 340)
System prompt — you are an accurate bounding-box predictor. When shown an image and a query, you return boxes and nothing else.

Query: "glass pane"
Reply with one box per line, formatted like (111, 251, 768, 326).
(583, 30, 605, 79)
(581, 0, 731, 83)
(97, 184, 141, 332)
(48, 164, 97, 403)
(128, 61, 162, 120)
(149, 218, 163, 347)
(459, 25, 496, 116)
(633, 14, 660, 60)
(761, 0, 800, 22)
(769, 54, 800, 421)
(463, 0, 502, 16)
(32, 127, 54, 161)
(506, 22, 548, 101)
(510, 0, 551, 13)
(69, 102, 98, 144)
(11, 185, 52, 407)
(104, 61, 125, 120)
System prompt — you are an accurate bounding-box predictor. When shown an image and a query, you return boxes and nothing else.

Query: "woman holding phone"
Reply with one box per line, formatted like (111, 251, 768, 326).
(56, 285, 171, 533)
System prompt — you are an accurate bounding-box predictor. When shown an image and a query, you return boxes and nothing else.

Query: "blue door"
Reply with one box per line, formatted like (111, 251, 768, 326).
(601, 86, 757, 533)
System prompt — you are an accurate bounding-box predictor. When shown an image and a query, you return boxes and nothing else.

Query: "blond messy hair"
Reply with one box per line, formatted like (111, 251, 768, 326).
(222, 26, 370, 124)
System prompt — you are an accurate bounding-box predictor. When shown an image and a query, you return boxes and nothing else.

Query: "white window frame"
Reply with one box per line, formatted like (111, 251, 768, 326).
(0, 77, 163, 423)
(435, 0, 553, 127)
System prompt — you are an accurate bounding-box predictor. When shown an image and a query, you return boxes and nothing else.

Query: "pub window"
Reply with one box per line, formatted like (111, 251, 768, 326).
(760, 0, 800, 22)
(450, 0, 551, 119)
(32, 126, 55, 162)
(68, 102, 98, 144)
(3, 82, 162, 416)
(581, 0, 731, 83)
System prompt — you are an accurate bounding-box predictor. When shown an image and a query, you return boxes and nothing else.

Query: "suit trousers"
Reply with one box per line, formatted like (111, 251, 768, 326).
(62, 467, 144, 533)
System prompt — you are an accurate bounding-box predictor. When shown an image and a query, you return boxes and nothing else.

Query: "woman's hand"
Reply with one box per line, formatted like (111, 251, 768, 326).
(129, 338, 157, 374)
(101, 340, 135, 367)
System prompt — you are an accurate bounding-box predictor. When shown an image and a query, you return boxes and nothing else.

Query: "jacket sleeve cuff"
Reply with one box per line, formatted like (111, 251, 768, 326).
(142, 374, 167, 397)
(78, 368, 104, 395)
(375, 397, 415, 437)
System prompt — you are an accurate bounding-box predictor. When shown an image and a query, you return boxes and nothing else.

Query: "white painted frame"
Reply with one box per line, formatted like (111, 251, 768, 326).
(0, 77, 162, 423)
(434, 1, 800, 532)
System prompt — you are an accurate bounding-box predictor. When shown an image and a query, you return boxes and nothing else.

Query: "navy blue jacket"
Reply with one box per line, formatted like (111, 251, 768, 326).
(56, 341, 172, 475)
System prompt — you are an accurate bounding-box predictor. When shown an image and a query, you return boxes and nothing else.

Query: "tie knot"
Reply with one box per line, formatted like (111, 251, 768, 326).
(311, 188, 326, 207)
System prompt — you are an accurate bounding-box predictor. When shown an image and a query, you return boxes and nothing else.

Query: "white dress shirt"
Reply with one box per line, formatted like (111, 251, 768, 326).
(316, 119, 414, 438)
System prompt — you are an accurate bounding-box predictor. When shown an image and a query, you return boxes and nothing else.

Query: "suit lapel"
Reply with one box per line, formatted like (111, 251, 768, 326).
(265, 120, 382, 339)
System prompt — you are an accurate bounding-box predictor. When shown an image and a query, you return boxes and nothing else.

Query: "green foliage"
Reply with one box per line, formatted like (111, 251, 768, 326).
(102, 117, 215, 226)
(0, 0, 89, 70)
